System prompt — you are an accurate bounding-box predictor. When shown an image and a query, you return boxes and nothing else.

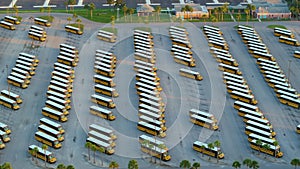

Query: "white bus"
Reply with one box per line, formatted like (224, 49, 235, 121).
(139, 104, 163, 115)
(40, 118, 64, 134)
(9, 72, 30, 84)
(138, 109, 165, 122)
(90, 94, 115, 109)
(1, 90, 22, 104)
(274, 85, 298, 95)
(139, 93, 163, 106)
(179, 68, 203, 81)
(94, 74, 116, 87)
(139, 98, 164, 112)
(136, 87, 160, 98)
(137, 121, 166, 138)
(7, 75, 28, 89)
(90, 105, 116, 121)
(15, 64, 35, 76)
(134, 64, 156, 73)
(48, 85, 71, 98)
(12, 67, 31, 79)
(139, 115, 166, 131)
(45, 100, 69, 116)
(136, 73, 159, 83)
(60, 44, 78, 54)
(86, 137, 114, 155)
(19, 52, 39, 64)
(238, 107, 265, 119)
(51, 71, 73, 83)
(89, 124, 117, 140)
(94, 84, 119, 97)
(234, 100, 260, 112)
(88, 130, 115, 147)
(47, 90, 70, 103)
(138, 78, 162, 91)
(135, 52, 155, 64)
(47, 96, 71, 110)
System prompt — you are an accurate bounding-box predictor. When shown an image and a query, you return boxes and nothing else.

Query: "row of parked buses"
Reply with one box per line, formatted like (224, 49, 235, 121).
(28, 118, 65, 163)
(169, 26, 196, 67)
(189, 109, 219, 131)
(65, 25, 83, 35)
(28, 44, 78, 163)
(139, 134, 171, 161)
(0, 121, 12, 149)
(91, 49, 117, 120)
(238, 25, 300, 109)
(206, 25, 283, 158)
(34, 17, 51, 27)
(97, 29, 117, 43)
(235, 25, 283, 158)
(28, 25, 47, 42)
(273, 27, 300, 46)
(0, 15, 21, 30)
(86, 124, 117, 155)
(132, 29, 171, 161)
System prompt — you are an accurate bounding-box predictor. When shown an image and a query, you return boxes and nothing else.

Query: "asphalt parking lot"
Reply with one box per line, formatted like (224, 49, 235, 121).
(0, 13, 299, 169)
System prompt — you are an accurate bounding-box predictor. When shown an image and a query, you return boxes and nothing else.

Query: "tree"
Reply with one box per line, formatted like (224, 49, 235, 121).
(64, 1, 68, 12)
(122, 5, 128, 21)
(91, 144, 97, 163)
(47, 7, 51, 17)
(243, 158, 252, 169)
(273, 141, 279, 157)
(40, 7, 44, 13)
(29, 149, 35, 161)
(84, 4, 89, 15)
(255, 139, 262, 155)
(76, 18, 81, 30)
(247, 4, 256, 19)
(232, 161, 241, 168)
(107, 0, 115, 10)
(128, 159, 138, 169)
(155, 6, 161, 21)
(290, 158, 300, 169)
(33, 147, 39, 164)
(214, 140, 221, 162)
(262, 143, 270, 159)
(13, 5, 18, 17)
(111, 15, 115, 29)
(148, 143, 155, 163)
(109, 161, 119, 169)
(85, 142, 92, 161)
(66, 165, 75, 169)
(200, 145, 206, 157)
(67, 17, 72, 23)
(42, 144, 48, 167)
(97, 146, 105, 166)
(89, 3, 95, 19)
(236, 12, 242, 24)
(250, 160, 259, 169)
(1, 162, 13, 169)
(244, 8, 250, 25)
(221, 3, 229, 21)
(56, 164, 66, 169)
(207, 143, 214, 160)
(129, 8, 134, 23)
(68, 0, 76, 11)
(192, 162, 200, 169)
(179, 160, 191, 169)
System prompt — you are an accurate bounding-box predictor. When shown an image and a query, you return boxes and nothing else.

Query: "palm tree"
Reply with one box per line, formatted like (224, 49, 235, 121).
(243, 158, 252, 169)
(180, 160, 191, 169)
(155, 6, 161, 21)
(33, 147, 39, 164)
(273, 141, 279, 157)
(64, 1, 68, 12)
(290, 158, 300, 169)
(47, 7, 51, 17)
(207, 143, 214, 160)
(107, 0, 115, 7)
(109, 161, 119, 169)
(111, 15, 115, 29)
(91, 144, 97, 163)
(129, 8, 134, 23)
(221, 3, 229, 21)
(97, 146, 105, 166)
(200, 145, 206, 157)
(192, 162, 200, 169)
(76, 18, 81, 30)
(244, 8, 250, 25)
(67, 17, 72, 23)
(84, 4, 89, 15)
(66, 165, 75, 169)
(247, 4, 256, 19)
(42, 144, 48, 167)
(157, 144, 166, 164)
(29, 149, 35, 161)
(89, 3, 95, 19)
(40, 7, 44, 13)
(68, 0, 76, 11)
(56, 164, 66, 169)
(232, 161, 241, 168)
(128, 159, 138, 169)
(85, 142, 92, 161)
(250, 160, 259, 169)
(148, 143, 155, 163)
(13, 5, 18, 17)
(262, 144, 270, 159)
(1, 162, 13, 169)
(122, 5, 128, 21)
(255, 139, 262, 155)
(214, 140, 221, 162)
(236, 12, 241, 24)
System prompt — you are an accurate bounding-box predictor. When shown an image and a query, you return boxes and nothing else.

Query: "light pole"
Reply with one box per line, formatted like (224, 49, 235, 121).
(117, 8, 120, 21)
(288, 59, 292, 80)
(6, 64, 10, 97)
